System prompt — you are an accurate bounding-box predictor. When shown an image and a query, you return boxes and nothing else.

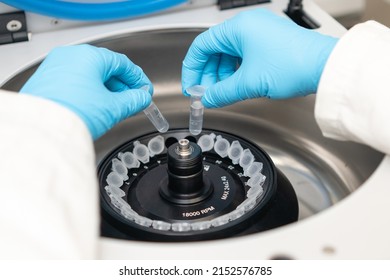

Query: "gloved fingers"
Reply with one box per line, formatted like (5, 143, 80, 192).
(91, 88, 153, 140)
(182, 34, 215, 92)
(105, 77, 129, 92)
(199, 54, 238, 87)
(199, 54, 221, 87)
(218, 54, 238, 81)
(182, 63, 201, 96)
(97, 47, 154, 95)
(182, 23, 237, 93)
(202, 72, 242, 108)
(111, 88, 152, 123)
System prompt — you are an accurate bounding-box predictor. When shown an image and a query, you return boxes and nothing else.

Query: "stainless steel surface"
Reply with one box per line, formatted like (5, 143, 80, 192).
(1, 29, 383, 221)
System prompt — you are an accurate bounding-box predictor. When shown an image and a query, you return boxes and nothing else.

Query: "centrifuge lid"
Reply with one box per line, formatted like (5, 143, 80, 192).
(1, 0, 187, 21)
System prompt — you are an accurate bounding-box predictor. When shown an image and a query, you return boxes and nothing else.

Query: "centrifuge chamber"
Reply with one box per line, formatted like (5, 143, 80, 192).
(91, 28, 383, 222)
(1, 2, 389, 259)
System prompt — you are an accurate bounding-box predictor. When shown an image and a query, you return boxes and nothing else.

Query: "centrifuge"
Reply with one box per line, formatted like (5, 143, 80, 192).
(1, 0, 389, 259)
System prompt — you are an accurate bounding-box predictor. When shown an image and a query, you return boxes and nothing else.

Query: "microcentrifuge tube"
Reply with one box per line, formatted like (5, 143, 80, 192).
(247, 185, 264, 199)
(121, 207, 140, 221)
(111, 158, 129, 180)
(134, 216, 153, 227)
(214, 135, 230, 158)
(143, 102, 169, 133)
(147, 135, 165, 157)
(197, 133, 216, 152)
(105, 185, 126, 198)
(118, 151, 140, 169)
(244, 162, 263, 177)
(110, 196, 128, 210)
(211, 214, 230, 227)
(228, 140, 244, 165)
(239, 149, 255, 170)
(133, 141, 150, 164)
(237, 197, 257, 212)
(106, 172, 123, 188)
(247, 173, 266, 188)
(191, 221, 211, 231)
(186, 85, 206, 136)
(140, 85, 169, 133)
(172, 223, 191, 232)
(229, 208, 245, 221)
(152, 220, 171, 231)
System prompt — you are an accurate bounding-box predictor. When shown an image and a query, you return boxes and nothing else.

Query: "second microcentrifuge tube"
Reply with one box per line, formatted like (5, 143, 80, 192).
(140, 85, 169, 133)
(133, 141, 150, 164)
(186, 85, 206, 136)
(197, 133, 216, 152)
(228, 140, 244, 165)
(214, 135, 230, 158)
(148, 135, 165, 157)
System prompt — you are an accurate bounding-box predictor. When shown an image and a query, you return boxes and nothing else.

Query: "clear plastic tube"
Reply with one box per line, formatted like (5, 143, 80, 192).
(132, 141, 150, 164)
(111, 158, 128, 180)
(228, 140, 244, 165)
(141, 85, 169, 133)
(187, 85, 206, 136)
(197, 133, 216, 152)
(147, 135, 165, 157)
(118, 151, 140, 169)
(214, 135, 230, 158)
(143, 102, 169, 133)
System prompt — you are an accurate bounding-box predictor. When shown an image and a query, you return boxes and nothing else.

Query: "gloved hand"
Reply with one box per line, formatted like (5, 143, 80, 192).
(182, 8, 338, 108)
(20, 44, 153, 139)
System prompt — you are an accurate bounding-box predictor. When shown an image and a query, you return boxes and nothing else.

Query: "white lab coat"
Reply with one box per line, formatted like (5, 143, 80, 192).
(0, 21, 389, 259)
(0, 93, 98, 259)
(315, 20, 390, 155)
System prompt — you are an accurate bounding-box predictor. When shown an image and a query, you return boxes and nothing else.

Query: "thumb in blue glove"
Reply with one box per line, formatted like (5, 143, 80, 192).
(20, 44, 153, 139)
(182, 8, 338, 108)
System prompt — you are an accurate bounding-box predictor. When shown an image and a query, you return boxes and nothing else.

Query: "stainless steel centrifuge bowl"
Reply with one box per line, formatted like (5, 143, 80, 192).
(2, 29, 383, 221)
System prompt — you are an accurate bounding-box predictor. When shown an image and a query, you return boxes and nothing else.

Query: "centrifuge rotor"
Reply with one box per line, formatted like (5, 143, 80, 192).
(99, 129, 298, 241)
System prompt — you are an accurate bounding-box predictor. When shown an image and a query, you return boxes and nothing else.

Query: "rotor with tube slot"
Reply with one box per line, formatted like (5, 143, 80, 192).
(99, 129, 299, 241)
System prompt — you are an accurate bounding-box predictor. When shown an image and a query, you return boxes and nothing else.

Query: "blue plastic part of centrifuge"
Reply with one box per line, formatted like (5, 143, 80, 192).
(1, 0, 187, 21)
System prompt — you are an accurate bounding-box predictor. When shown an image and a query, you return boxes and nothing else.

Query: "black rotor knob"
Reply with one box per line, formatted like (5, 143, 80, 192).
(160, 139, 213, 204)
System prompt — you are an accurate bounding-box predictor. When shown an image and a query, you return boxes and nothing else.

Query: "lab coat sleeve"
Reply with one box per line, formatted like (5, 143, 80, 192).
(0, 90, 99, 259)
(315, 21, 390, 155)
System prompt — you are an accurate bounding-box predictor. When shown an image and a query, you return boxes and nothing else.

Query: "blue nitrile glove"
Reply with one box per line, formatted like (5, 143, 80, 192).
(182, 8, 338, 108)
(20, 44, 153, 139)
